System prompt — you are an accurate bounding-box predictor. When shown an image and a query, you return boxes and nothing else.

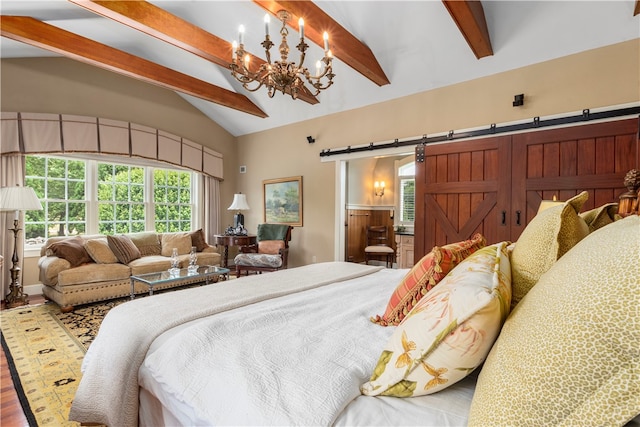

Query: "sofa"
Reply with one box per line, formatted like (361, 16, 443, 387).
(38, 230, 221, 312)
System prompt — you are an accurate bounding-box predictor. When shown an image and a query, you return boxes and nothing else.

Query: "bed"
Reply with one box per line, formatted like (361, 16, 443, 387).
(69, 262, 477, 426)
(69, 204, 640, 426)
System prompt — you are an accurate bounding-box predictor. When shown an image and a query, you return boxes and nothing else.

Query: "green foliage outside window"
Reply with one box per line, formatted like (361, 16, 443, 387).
(23, 155, 194, 245)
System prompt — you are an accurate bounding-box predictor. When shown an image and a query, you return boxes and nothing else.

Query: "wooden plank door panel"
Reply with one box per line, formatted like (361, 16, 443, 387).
(511, 118, 638, 240)
(415, 135, 511, 259)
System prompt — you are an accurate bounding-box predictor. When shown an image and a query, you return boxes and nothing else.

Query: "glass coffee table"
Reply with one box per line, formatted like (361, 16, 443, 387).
(130, 265, 230, 299)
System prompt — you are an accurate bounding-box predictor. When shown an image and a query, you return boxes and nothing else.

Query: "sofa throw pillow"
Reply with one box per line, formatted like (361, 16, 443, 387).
(128, 231, 161, 256)
(362, 242, 511, 398)
(510, 191, 589, 309)
(161, 232, 192, 256)
(468, 215, 640, 426)
(371, 233, 487, 326)
(107, 234, 141, 264)
(48, 236, 92, 267)
(190, 229, 208, 252)
(580, 202, 618, 232)
(84, 239, 118, 264)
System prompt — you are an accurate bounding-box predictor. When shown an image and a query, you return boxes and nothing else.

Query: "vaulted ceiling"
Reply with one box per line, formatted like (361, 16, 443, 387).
(1, 1, 638, 136)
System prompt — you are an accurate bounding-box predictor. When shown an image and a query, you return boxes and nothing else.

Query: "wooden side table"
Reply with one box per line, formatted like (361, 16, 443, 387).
(213, 234, 257, 268)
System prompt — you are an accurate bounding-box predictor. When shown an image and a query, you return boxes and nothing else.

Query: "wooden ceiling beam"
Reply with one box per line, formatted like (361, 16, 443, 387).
(68, 0, 318, 105)
(634, 0, 640, 16)
(442, 0, 493, 59)
(253, 0, 390, 87)
(0, 15, 267, 117)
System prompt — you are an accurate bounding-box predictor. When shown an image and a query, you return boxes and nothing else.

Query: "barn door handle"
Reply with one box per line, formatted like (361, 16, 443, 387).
(516, 210, 521, 226)
(501, 211, 506, 226)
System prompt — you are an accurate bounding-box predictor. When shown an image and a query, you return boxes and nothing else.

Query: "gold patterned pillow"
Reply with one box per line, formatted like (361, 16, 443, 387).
(361, 242, 511, 397)
(469, 215, 640, 426)
(580, 202, 618, 232)
(510, 191, 589, 308)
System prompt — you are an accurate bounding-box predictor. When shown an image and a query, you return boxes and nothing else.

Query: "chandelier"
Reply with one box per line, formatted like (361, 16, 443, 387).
(230, 10, 335, 100)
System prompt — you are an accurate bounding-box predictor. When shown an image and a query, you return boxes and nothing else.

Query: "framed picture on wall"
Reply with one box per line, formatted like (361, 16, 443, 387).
(263, 176, 303, 227)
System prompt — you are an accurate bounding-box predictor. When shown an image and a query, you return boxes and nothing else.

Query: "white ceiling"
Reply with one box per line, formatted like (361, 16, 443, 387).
(1, 1, 638, 137)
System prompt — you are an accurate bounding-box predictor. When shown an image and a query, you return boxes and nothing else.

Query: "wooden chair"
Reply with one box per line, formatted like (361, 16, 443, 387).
(364, 225, 395, 268)
(234, 224, 292, 276)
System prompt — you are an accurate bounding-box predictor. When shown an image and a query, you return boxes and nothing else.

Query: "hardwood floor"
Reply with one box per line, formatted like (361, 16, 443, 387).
(1, 294, 46, 427)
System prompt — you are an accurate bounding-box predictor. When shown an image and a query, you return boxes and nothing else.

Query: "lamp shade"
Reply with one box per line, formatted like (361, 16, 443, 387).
(228, 193, 250, 211)
(0, 186, 43, 212)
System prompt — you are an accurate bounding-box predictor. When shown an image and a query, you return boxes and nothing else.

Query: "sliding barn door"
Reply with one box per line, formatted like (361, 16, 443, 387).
(510, 118, 638, 240)
(414, 136, 512, 259)
(414, 118, 639, 261)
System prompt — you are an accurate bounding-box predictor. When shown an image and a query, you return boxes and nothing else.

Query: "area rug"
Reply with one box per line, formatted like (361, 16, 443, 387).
(1, 299, 125, 427)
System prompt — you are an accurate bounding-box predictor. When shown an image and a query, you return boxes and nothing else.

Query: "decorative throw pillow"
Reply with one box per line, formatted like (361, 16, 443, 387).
(161, 232, 192, 256)
(48, 236, 92, 267)
(258, 240, 285, 255)
(361, 242, 512, 398)
(468, 215, 640, 426)
(107, 234, 141, 264)
(510, 191, 589, 309)
(128, 231, 161, 256)
(190, 228, 208, 252)
(84, 239, 118, 264)
(371, 233, 486, 326)
(580, 202, 618, 232)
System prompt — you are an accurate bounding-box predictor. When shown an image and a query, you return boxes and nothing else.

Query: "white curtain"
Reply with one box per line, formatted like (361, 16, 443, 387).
(1, 154, 26, 299)
(203, 175, 221, 244)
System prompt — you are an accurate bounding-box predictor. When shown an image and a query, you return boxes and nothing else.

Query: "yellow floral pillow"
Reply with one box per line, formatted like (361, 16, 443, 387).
(361, 242, 511, 397)
(510, 191, 589, 309)
(469, 215, 640, 426)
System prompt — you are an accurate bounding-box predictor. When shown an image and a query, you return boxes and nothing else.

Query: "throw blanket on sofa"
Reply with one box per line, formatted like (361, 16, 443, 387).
(69, 262, 383, 427)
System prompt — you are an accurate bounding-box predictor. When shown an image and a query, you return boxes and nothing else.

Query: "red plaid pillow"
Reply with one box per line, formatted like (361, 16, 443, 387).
(371, 233, 486, 326)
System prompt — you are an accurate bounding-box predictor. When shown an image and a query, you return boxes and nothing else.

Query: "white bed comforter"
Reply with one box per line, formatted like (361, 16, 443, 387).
(139, 266, 405, 426)
(69, 262, 384, 427)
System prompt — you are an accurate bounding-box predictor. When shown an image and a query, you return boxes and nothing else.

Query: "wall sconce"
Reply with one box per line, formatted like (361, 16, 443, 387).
(374, 181, 385, 197)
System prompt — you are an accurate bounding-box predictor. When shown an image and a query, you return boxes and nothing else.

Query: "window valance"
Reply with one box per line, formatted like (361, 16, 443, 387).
(0, 112, 223, 179)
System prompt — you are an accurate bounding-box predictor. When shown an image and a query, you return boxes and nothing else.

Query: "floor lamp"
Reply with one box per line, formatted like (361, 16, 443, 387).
(0, 185, 43, 308)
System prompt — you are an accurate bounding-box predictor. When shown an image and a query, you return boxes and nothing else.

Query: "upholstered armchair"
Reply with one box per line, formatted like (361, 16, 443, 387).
(234, 224, 293, 276)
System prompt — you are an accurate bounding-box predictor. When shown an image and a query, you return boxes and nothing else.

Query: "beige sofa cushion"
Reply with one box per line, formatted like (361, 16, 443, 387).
(129, 255, 172, 275)
(468, 215, 640, 426)
(161, 232, 192, 256)
(38, 255, 71, 286)
(57, 263, 131, 287)
(129, 231, 162, 256)
(85, 239, 118, 264)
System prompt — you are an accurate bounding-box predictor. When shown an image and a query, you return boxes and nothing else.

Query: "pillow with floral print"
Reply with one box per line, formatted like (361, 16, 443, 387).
(361, 242, 511, 397)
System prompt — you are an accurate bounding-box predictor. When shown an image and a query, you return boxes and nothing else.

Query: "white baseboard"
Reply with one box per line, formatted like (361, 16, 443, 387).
(24, 283, 43, 296)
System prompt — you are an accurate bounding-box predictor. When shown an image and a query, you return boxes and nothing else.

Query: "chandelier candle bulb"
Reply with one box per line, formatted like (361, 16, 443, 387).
(323, 31, 329, 51)
(238, 25, 245, 45)
(316, 60, 321, 77)
(232, 41, 237, 60)
(264, 14, 270, 36)
(298, 17, 304, 39)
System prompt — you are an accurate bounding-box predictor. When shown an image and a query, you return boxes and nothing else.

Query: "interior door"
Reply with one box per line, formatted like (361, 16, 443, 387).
(415, 135, 512, 258)
(510, 118, 638, 240)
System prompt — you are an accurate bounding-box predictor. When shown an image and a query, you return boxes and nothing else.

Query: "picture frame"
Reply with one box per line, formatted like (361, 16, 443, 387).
(263, 176, 303, 227)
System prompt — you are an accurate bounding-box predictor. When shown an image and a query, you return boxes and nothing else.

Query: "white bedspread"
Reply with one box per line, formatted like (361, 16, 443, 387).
(69, 262, 383, 427)
(138, 266, 404, 426)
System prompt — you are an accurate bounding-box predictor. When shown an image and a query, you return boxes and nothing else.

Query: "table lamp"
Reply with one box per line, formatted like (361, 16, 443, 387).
(0, 185, 43, 308)
(228, 193, 250, 229)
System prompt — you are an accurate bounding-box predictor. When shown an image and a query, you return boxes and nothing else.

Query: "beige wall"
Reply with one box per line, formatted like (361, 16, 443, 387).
(2, 39, 639, 286)
(236, 39, 639, 267)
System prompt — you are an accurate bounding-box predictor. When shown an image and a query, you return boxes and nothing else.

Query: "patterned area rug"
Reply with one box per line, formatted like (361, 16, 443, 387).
(1, 298, 126, 426)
